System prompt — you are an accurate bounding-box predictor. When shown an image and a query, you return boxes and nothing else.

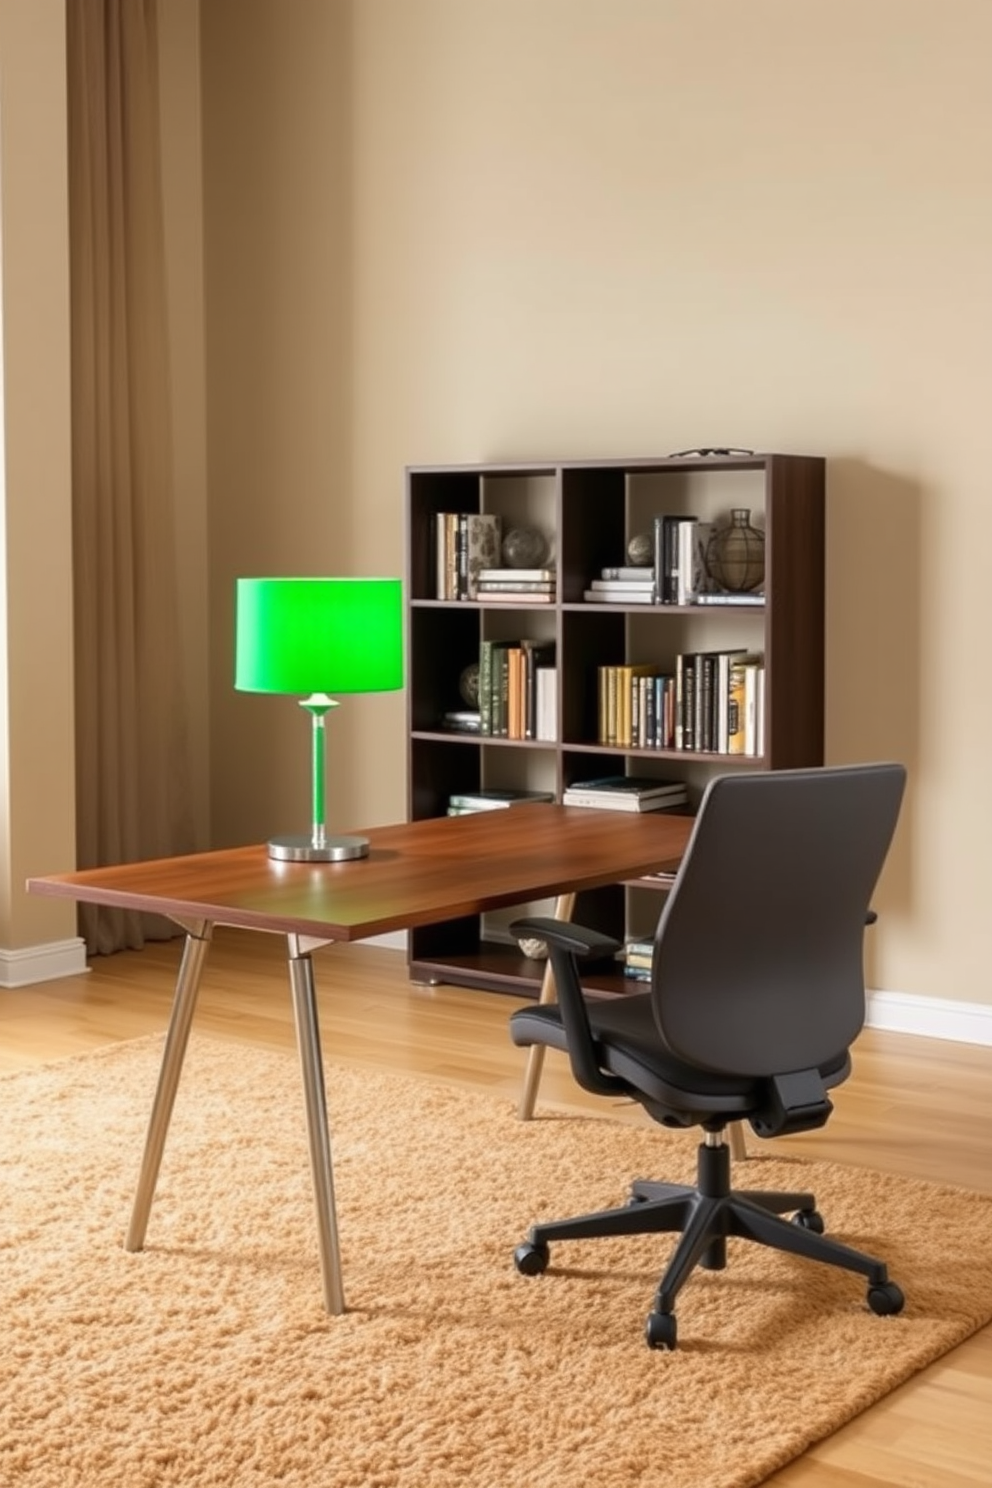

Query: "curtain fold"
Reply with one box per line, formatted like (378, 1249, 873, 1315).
(67, 0, 195, 954)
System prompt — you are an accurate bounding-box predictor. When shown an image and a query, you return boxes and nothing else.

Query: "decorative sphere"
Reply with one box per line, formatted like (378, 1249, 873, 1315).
(705, 509, 765, 593)
(501, 527, 549, 569)
(626, 532, 653, 567)
(518, 937, 549, 960)
(459, 662, 480, 707)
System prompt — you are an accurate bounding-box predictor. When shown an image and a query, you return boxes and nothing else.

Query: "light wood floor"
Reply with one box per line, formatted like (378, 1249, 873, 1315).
(2, 928, 989, 1487)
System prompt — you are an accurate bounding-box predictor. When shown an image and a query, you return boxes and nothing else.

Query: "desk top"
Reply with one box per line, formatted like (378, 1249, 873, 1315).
(27, 805, 692, 942)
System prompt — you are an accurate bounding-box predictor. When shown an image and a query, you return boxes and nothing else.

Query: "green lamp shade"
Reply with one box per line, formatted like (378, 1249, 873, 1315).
(235, 577, 404, 695)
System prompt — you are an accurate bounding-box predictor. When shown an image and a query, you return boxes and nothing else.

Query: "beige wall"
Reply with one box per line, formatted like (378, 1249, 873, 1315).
(201, 0, 361, 851)
(0, 1, 986, 1016)
(0, 0, 77, 954)
(200, 0, 992, 1013)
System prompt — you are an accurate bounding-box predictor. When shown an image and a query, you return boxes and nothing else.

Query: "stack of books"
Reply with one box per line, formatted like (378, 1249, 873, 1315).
(583, 566, 656, 605)
(447, 788, 555, 816)
(561, 776, 688, 813)
(441, 709, 481, 734)
(618, 936, 654, 982)
(475, 567, 557, 603)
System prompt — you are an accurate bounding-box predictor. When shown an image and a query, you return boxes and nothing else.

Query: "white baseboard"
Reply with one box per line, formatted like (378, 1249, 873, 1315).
(0, 937, 89, 988)
(866, 989, 992, 1046)
(360, 940, 991, 1047)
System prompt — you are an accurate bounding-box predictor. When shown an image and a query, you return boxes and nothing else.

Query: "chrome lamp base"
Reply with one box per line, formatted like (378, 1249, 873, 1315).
(267, 833, 369, 863)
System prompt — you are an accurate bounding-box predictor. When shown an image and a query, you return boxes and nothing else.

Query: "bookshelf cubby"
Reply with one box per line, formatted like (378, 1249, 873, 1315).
(405, 453, 825, 997)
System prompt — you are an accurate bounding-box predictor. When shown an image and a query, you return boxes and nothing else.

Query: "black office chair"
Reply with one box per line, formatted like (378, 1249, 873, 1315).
(508, 763, 907, 1349)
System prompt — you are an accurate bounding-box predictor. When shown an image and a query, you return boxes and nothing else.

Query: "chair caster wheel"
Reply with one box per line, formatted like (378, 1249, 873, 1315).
(645, 1311, 677, 1350)
(514, 1241, 550, 1276)
(867, 1281, 905, 1316)
(792, 1208, 825, 1233)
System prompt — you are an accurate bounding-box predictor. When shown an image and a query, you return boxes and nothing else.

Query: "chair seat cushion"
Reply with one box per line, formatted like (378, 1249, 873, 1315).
(510, 994, 850, 1125)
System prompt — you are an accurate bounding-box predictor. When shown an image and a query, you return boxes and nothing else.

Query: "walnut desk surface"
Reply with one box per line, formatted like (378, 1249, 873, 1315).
(28, 804, 690, 940)
(28, 804, 693, 1315)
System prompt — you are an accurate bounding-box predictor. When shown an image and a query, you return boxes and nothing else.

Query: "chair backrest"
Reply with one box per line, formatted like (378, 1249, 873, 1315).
(650, 764, 906, 1078)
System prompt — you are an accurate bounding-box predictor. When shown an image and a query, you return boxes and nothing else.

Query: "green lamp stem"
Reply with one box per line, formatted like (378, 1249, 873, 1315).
(265, 691, 369, 863)
(301, 693, 337, 851)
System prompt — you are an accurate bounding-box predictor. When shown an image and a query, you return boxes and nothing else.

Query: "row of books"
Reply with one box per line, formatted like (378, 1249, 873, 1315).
(433, 512, 503, 600)
(597, 651, 765, 755)
(561, 776, 687, 814)
(479, 638, 557, 739)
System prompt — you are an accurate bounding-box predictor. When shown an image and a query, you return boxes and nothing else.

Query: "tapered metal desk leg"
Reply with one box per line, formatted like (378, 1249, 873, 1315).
(728, 1123, 748, 1160)
(517, 892, 575, 1121)
(287, 937, 345, 1315)
(126, 921, 213, 1252)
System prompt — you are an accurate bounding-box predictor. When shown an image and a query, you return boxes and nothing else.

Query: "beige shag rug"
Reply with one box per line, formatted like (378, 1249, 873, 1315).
(3, 1036, 991, 1488)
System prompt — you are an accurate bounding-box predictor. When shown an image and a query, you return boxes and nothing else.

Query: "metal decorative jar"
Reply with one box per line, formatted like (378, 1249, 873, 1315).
(705, 508, 765, 593)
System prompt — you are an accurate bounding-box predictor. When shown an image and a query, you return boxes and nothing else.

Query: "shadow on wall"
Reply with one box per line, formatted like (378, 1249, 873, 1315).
(824, 458, 919, 926)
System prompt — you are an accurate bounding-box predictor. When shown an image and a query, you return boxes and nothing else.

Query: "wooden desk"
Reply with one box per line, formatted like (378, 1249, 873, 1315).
(28, 805, 692, 1314)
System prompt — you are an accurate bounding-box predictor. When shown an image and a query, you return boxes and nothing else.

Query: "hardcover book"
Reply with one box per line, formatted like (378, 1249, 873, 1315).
(447, 788, 555, 811)
(461, 514, 502, 600)
(564, 775, 685, 796)
(599, 566, 656, 581)
(588, 578, 655, 593)
(583, 589, 656, 604)
(676, 518, 712, 604)
(476, 579, 555, 592)
(562, 789, 688, 813)
(479, 591, 555, 604)
(476, 567, 555, 582)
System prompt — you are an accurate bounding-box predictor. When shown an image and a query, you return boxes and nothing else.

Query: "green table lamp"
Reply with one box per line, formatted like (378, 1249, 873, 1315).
(235, 577, 404, 862)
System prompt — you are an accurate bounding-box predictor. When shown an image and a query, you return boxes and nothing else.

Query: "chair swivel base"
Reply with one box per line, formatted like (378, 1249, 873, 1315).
(513, 1139, 905, 1349)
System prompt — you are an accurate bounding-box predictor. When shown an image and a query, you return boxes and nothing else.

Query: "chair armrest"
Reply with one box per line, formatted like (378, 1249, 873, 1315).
(508, 918, 627, 1099)
(508, 917, 622, 962)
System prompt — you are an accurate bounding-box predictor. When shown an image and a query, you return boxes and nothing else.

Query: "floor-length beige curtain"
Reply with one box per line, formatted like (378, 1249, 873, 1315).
(67, 0, 195, 954)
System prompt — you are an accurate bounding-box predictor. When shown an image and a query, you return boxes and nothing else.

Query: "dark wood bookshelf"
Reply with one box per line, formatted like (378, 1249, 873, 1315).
(405, 453, 825, 995)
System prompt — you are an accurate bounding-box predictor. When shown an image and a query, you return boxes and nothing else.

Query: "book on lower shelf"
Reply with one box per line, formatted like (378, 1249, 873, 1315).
(583, 588, 655, 605)
(562, 775, 688, 813)
(617, 936, 655, 980)
(441, 710, 481, 733)
(447, 788, 556, 813)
